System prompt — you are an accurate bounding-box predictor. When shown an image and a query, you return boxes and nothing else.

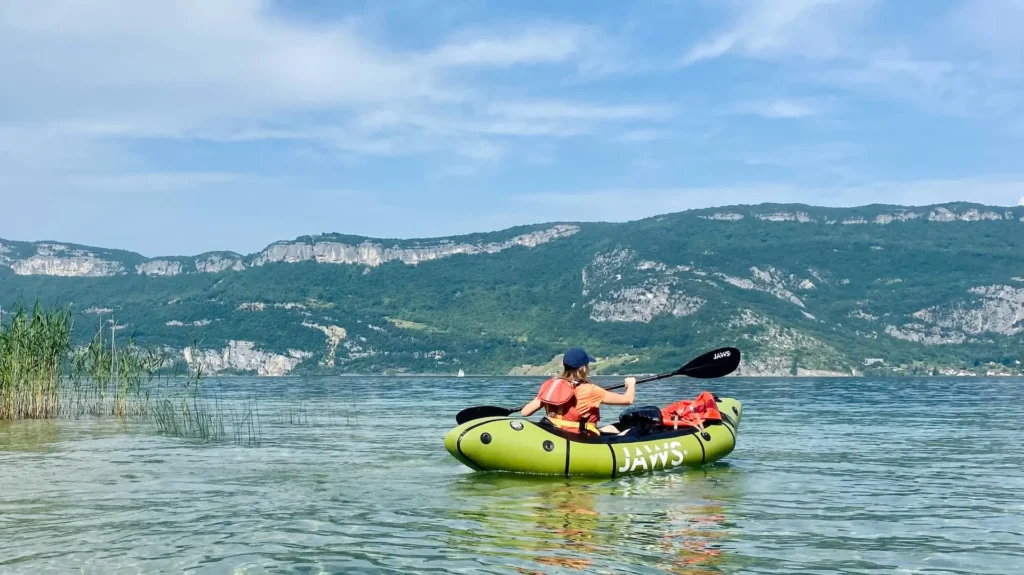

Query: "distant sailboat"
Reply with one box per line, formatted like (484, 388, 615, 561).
(457, 369, 465, 378)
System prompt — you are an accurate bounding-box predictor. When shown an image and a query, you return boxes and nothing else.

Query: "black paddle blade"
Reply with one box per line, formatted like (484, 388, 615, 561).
(455, 405, 515, 425)
(677, 347, 741, 379)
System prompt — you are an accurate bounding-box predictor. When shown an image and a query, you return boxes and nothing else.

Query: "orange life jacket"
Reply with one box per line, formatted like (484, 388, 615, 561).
(660, 391, 721, 429)
(537, 378, 600, 435)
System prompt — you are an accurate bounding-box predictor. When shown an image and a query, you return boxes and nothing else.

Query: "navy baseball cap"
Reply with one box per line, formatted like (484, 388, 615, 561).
(563, 347, 596, 369)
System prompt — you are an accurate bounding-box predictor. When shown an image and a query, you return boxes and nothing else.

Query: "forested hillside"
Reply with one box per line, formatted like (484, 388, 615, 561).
(3, 202, 1023, 376)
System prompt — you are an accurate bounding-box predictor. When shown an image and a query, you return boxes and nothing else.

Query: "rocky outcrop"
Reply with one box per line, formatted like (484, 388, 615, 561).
(10, 244, 124, 277)
(12, 255, 123, 277)
(874, 212, 921, 224)
(884, 324, 966, 345)
(340, 339, 377, 362)
(590, 284, 705, 323)
(166, 319, 212, 327)
(728, 310, 854, 375)
(927, 207, 1003, 222)
(581, 248, 633, 297)
(585, 253, 811, 321)
(700, 212, 744, 221)
(849, 309, 878, 321)
(757, 211, 813, 223)
(303, 321, 347, 367)
(907, 285, 1024, 338)
(252, 225, 580, 268)
(928, 208, 957, 222)
(960, 209, 1002, 221)
(236, 301, 308, 312)
(583, 249, 705, 323)
(884, 285, 1024, 346)
(718, 266, 806, 308)
(136, 260, 183, 276)
(182, 340, 308, 376)
(195, 254, 245, 273)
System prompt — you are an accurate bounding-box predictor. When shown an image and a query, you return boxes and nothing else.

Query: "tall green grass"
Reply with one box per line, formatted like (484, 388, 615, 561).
(0, 301, 266, 446)
(66, 315, 165, 421)
(0, 301, 165, 421)
(0, 302, 72, 420)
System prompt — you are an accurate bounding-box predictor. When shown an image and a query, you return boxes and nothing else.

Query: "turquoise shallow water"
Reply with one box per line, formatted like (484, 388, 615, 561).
(1, 376, 1023, 574)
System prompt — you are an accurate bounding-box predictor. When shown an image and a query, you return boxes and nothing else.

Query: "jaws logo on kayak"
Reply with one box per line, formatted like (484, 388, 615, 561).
(713, 350, 731, 360)
(617, 441, 687, 473)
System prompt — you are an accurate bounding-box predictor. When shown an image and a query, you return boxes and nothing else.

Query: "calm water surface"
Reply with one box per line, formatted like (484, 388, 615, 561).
(1, 376, 1022, 574)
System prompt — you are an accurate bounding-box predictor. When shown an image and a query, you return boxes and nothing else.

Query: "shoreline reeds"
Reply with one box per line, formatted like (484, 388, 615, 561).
(0, 302, 72, 420)
(0, 301, 267, 446)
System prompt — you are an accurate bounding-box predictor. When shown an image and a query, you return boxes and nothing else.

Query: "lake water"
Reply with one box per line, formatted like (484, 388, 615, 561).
(1, 376, 1022, 574)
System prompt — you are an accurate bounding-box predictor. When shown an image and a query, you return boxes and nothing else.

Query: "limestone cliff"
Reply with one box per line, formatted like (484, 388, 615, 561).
(0, 225, 578, 277)
(886, 285, 1024, 344)
(583, 249, 705, 323)
(183, 341, 310, 376)
(11, 244, 125, 277)
(195, 254, 246, 273)
(251, 225, 579, 267)
(137, 260, 184, 276)
(302, 321, 347, 367)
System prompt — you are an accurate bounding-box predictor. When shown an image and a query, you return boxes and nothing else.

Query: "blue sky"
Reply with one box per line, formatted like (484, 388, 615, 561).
(2, 0, 1023, 256)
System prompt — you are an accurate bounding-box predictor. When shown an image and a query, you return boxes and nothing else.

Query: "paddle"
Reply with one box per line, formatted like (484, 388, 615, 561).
(454, 346, 741, 425)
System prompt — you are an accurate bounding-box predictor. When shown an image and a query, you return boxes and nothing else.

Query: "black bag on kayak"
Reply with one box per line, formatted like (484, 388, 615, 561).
(616, 405, 664, 433)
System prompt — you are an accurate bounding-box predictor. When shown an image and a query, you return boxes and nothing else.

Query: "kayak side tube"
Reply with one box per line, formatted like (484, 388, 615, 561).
(444, 397, 742, 477)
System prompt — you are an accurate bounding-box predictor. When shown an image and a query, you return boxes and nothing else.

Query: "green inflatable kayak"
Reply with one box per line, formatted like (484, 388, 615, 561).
(444, 397, 742, 477)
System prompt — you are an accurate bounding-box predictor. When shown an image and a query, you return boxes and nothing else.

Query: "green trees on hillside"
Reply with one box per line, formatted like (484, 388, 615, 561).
(2, 203, 1023, 375)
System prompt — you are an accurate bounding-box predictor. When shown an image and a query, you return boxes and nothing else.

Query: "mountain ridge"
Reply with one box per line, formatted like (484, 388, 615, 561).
(2, 201, 1016, 266)
(3, 201, 1023, 378)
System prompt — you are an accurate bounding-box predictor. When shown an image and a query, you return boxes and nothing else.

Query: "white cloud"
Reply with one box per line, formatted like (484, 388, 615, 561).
(1, 2, 439, 125)
(426, 23, 591, 67)
(731, 99, 819, 119)
(0, 2, 652, 163)
(0, 0, 681, 209)
(2, 0, 1018, 254)
(819, 52, 1019, 119)
(679, 0, 874, 65)
(679, 0, 1022, 124)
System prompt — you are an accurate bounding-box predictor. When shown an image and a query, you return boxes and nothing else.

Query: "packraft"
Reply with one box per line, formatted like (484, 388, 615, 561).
(443, 393, 742, 478)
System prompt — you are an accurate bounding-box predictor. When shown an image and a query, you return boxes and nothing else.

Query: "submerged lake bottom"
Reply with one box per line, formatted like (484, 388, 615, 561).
(1, 376, 1022, 574)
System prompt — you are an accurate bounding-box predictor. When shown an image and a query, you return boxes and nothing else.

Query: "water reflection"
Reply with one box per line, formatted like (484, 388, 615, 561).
(446, 467, 740, 573)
